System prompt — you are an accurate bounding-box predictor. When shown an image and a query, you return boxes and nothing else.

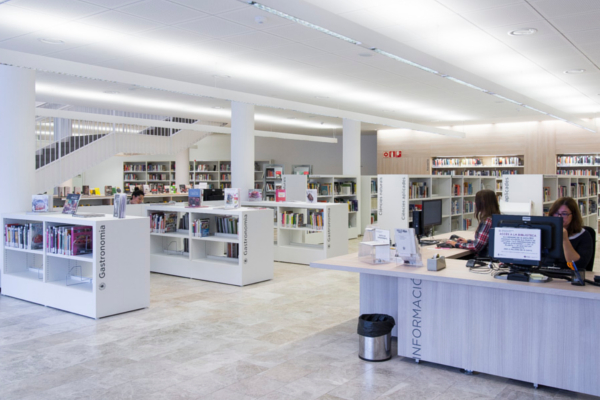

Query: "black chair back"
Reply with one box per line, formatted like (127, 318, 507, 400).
(583, 226, 596, 272)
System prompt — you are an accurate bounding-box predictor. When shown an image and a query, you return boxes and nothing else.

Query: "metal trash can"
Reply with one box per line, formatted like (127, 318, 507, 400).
(357, 314, 395, 362)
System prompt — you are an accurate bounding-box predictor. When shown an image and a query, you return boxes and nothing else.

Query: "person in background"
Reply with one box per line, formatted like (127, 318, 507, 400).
(129, 189, 144, 204)
(548, 197, 593, 270)
(445, 189, 500, 257)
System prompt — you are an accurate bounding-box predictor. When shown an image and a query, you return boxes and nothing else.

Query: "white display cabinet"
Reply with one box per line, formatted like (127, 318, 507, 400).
(503, 174, 599, 233)
(242, 201, 348, 264)
(146, 204, 273, 286)
(283, 175, 360, 239)
(1, 213, 149, 319)
(360, 176, 378, 232)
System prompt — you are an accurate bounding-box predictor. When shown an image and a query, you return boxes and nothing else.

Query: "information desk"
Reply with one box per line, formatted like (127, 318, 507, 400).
(311, 248, 600, 396)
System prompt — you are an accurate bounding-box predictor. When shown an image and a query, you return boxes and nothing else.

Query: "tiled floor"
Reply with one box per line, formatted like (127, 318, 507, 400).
(1, 240, 599, 400)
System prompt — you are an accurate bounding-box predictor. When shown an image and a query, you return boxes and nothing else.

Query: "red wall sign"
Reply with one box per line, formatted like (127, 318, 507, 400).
(383, 151, 402, 158)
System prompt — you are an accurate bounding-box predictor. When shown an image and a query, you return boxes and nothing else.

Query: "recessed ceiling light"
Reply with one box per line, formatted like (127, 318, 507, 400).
(564, 69, 586, 74)
(508, 28, 537, 36)
(38, 37, 65, 45)
(359, 53, 372, 57)
(255, 16, 267, 24)
(212, 74, 231, 79)
(103, 91, 120, 94)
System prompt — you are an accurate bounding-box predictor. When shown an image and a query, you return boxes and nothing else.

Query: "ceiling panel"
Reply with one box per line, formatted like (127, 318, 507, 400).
(261, 43, 331, 63)
(175, 16, 254, 38)
(0, 32, 88, 55)
(168, 0, 246, 15)
(461, 3, 543, 29)
(116, 0, 207, 24)
(338, 8, 397, 29)
(549, 10, 600, 33)
(78, 10, 163, 33)
(435, 0, 523, 13)
(10, 0, 106, 19)
(220, 31, 294, 50)
(566, 28, 600, 46)
(45, 43, 122, 63)
(218, 7, 292, 30)
(528, 0, 600, 18)
(264, 23, 326, 42)
(78, 0, 141, 8)
(133, 26, 211, 45)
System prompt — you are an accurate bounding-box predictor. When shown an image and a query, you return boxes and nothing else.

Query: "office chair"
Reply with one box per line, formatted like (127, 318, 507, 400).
(583, 226, 596, 272)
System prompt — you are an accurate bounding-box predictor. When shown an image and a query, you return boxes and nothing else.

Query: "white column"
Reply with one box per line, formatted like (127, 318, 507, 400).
(231, 101, 255, 201)
(0, 65, 36, 213)
(175, 148, 189, 188)
(343, 118, 361, 176)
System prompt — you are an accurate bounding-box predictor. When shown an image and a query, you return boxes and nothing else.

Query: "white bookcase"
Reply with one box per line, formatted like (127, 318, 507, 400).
(146, 204, 273, 286)
(377, 175, 498, 234)
(263, 163, 284, 201)
(241, 201, 348, 264)
(502, 174, 599, 232)
(556, 154, 600, 177)
(431, 155, 525, 177)
(1, 213, 149, 319)
(360, 176, 377, 232)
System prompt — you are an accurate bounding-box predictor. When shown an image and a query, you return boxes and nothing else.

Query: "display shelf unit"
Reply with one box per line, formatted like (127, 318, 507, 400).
(1, 213, 149, 319)
(360, 176, 377, 232)
(124, 161, 175, 190)
(431, 155, 524, 177)
(241, 201, 348, 265)
(263, 164, 284, 201)
(52, 193, 191, 208)
(146, 204, 273, 286)
(502, 174, 599, 233)
(377, 175, 498, 234)
(283, 175, 360, 239)
(254, 160, 272, 190)
(556, 154, 600, 177)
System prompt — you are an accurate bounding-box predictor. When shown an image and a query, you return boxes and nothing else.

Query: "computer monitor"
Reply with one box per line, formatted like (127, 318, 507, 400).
(202, 188, 224, 201)
(412, 199, 442, 239)
(488, 214, 563, 267)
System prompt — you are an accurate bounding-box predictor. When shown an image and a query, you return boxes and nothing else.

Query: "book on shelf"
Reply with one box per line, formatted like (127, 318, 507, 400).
(248, 189, 262, 201)
(334, 198, 358, 212)
(463, 182, 473, 196)
(179, 184, 188, 194)
(31, 195, 49, 212)
(216, 215, 238, 235)
(306, 189, 317, 203)
(104, 186, 112, 196)
(150, 212, 178, 233)
(224, 188, 240, 209)
(492, 157, 521, 166)
(143, 184, 150, 195)
(452, 184, 461, 196)
(463, 218, 472, 230)
(281, 211, 304, 228)
(409, 182, 428, 199)
(557, 155, 600, 166)
(225, 243, 239, 259)
(5, 222, 43, 250)
(275, 189, 286, 202)
(308, 210, 324, 230)
(192, 218, 210, 237)
(62, 194, 81, 215)
(45, 225, 93, 255)
(82, 186, 90, 196)
(188, 189, 201, 208)
(371, 180, 377, 193)
(543, 187, 551, 202)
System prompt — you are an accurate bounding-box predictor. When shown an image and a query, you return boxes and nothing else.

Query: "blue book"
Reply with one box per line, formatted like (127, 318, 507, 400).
(188, 189, 201, 208)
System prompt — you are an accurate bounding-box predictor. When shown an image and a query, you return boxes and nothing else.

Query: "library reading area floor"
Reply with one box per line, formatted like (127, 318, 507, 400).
(0, 239, 598, 400)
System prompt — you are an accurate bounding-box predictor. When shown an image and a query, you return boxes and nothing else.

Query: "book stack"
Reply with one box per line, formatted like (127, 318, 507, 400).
(433, 158, 461, 166)
(557, 155, 598, 166)
(281, 211, 304, 228)
(557, 170, 594, 176)
(5, 223, 43, 250)
(148, 173, 169, 180)
(196, 173, 211, 181)
(461, 158, 483, 166)
(221, 173, 231, 180)
(319, 184, 332, 196)
(544, 187, 551, 202)
(579, 183, 587, 198)
(409, 182, 428, 199)
(192, 218, 210, 237)
(150, 212, 178, 233)
(45, 225, 93, 255)
(464, 201, 474, 214)
(464, 182, 473, 196)
(492, 157, 521, 166)
(220, 164, 231, 171)
(124, 164, 145, 171)
(307, 211, 324, 230)
(453, 184, 461, 196)
(559, 185, 568, 198)
(124, 173, 139, 180)
(463, 218, 472, 230)
(196, 164, 213, 171)
(216, 216, 238, 235)
(451, 200, 460, 215)
(147, 164, 167, 171)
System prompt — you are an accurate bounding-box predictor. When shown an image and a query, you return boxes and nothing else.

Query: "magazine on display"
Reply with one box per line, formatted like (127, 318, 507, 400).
(62, 194, 81, 215)
(276, 189, 286, 202)
(188, 189, 201, 208)
(306, 189, 317, 204)
(31, 195, 49, 212)
(224, 188, 240, 209)
(248, 189, 262, 201)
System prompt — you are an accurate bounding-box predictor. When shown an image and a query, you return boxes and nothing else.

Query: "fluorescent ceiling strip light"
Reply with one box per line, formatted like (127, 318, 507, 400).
(241, 2, 596, 133)
(255, 130, 337, 143)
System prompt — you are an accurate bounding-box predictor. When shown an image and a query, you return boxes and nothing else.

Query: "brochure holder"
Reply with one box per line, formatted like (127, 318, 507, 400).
(394, 228, 422, 266)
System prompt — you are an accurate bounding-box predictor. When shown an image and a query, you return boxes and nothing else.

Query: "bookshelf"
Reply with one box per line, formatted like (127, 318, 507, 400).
(431, 155, 524, 177)
(502, 174, 599, 233)
(123, 159, 273, 193)
(556, 154, 600, 176)
(263, 163, 284, 201)
(360, 176, 378, 232)
(378, 175, 498, 234)
(1, 213, 149, 319)
(146, 204, 273, 286)
(241, 201, 348, 264)
(52, 193, 191, 208)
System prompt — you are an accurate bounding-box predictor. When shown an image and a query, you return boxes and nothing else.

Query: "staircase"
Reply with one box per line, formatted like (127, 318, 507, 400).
(34, 114, 215, 193)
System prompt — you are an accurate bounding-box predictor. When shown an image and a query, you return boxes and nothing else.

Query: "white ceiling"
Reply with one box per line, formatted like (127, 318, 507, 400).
(1, 0, 599, 131)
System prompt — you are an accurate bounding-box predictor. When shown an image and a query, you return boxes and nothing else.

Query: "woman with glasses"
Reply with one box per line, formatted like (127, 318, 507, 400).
(445, 189, 500, 257)
(548, 197, 593, 270)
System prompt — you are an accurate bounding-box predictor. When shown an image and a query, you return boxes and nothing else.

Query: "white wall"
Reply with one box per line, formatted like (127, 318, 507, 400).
(81, 133, 377, 187)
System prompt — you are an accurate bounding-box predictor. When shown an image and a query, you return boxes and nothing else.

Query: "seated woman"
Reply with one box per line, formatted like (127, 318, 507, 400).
(548, 197, 593, 270)
(446, 189, 500, 257)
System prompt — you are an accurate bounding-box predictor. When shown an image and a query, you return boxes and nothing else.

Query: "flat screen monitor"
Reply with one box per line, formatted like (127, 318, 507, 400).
(202, 188, 224, 201)
(488, 214, 563, 267)
(422, 199, 442, 228)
